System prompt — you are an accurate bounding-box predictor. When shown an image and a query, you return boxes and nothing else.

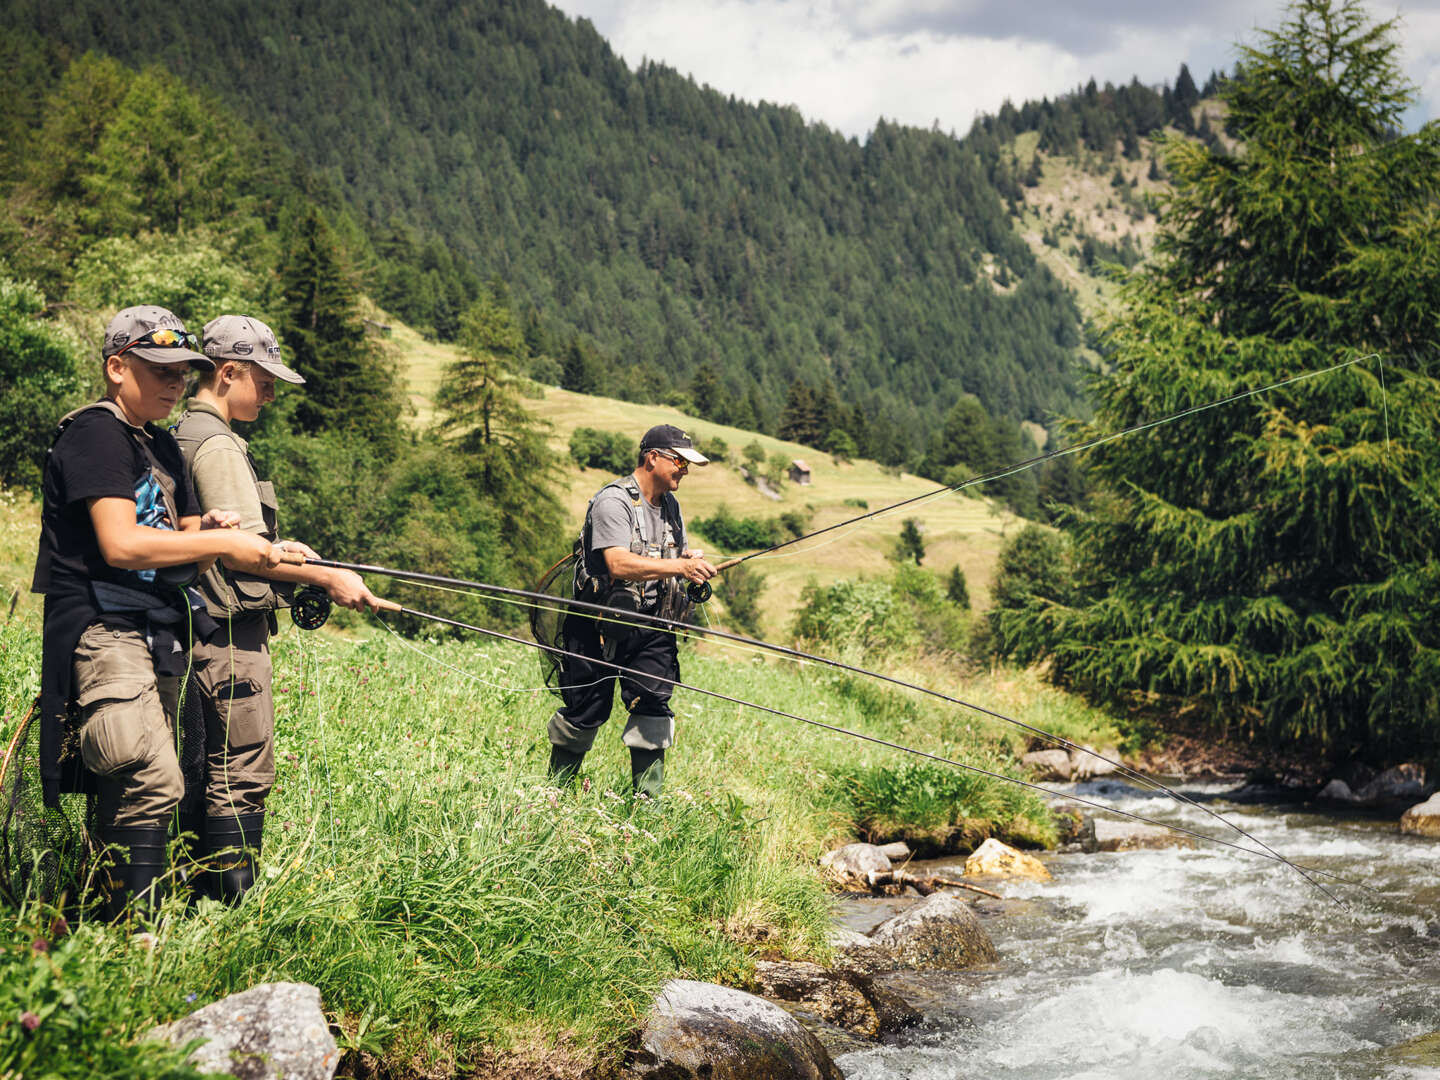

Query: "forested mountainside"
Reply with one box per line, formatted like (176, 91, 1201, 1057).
(0, 0, 1213, 458)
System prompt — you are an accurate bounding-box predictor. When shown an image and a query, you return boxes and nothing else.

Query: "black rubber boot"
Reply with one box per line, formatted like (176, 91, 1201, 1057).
(204, 813, 263, 905)
(97, 826, 169, 922)
(548, 745, 586, 786)
(630, 748, 665, 799)
(171, 811, 209, 901)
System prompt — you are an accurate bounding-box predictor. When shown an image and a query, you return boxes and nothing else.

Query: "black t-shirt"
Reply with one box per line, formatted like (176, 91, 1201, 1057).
(32, 405, 200, 596)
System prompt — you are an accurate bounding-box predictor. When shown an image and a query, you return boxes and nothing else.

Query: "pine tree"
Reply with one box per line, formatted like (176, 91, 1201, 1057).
(997, 0, 1440, 758)
(436, 292, 567, 583)
(278, 204, 403, 449)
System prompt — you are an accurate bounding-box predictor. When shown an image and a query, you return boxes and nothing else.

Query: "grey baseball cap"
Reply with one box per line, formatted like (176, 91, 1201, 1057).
(102, 305, 212, 368)
(201, 315, 305, 384)
(640, 423, 709, 465)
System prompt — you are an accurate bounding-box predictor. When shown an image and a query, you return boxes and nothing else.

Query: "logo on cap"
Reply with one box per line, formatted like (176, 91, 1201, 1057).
(233, 341, 253, 356)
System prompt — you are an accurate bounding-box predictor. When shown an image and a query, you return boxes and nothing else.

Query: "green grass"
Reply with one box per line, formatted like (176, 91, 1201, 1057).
(0, 572, 1128, 1075)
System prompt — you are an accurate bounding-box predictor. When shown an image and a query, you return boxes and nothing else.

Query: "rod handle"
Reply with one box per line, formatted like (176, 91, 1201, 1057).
(276, 550, 308, 565)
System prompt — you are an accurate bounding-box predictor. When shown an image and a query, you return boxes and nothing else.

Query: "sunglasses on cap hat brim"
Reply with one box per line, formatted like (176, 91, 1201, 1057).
(116, 328, 213, 368)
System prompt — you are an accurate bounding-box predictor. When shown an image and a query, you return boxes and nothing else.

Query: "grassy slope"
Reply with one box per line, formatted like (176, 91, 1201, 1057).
(393, 327, 1022, 638)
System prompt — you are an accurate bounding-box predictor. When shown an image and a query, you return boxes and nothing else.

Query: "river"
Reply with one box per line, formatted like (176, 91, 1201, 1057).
(836, 780, 1440, 1080)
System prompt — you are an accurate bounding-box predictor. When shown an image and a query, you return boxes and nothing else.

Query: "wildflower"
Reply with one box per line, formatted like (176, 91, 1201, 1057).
(30, 939, 47, 955)
(582, 777, 591, 793)
(186, 992, 198, 1003)
(19, 1012, 39, 1032)
(48, 916, 69, 939)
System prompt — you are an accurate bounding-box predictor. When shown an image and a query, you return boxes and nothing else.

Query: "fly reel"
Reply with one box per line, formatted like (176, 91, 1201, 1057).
(290, 585, 332, 630)
(686, 580, 712, 604)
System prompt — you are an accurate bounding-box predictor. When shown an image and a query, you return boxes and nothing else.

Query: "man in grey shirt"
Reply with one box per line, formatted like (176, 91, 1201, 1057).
(547, 425, 717, 797)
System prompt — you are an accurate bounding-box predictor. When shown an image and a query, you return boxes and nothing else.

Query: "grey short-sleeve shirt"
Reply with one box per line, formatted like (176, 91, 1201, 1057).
(587, 480, 686, 606)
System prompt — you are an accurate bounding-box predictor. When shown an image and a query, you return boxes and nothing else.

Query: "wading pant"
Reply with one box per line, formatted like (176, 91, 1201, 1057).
(548, 613, 678, 754)
(190, 613, 274, 817)
(73, 623, 183, 829)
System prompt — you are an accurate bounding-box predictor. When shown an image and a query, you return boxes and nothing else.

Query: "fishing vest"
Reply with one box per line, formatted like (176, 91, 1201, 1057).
(573, 475, 687, 619)
(53, 400, 198, 591)
(171, 404, 292, 618)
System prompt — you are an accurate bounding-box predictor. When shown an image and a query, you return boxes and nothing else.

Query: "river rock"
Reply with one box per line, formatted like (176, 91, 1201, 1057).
(1070, 746, 1121, 780)
(819, 843, 892, 889)
(1354, 764, 1428, 806)
(628, 979, 841, 1080)
(1316, 778, 1357, 805)
(867, 891, 999, 970)
(149, 982, 338, 1080)
(1021, 749, 1071, 780)
(1082, 817, 1195, 852)
(752, 960, 920, 1038)
(1400, 794, 1440, 838)
(964, 837, 1052, 881)
(877, 841, 912, 861)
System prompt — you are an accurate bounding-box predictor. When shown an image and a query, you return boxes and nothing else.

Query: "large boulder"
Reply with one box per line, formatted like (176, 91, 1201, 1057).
(628, 980, 841, 1080)
(867, 891, 999, 970)
(1021, 749, 1071, 780)
(1400, 794, 1440, 839)
(819, 843, 892, 889)
(150, 982, 338, 1080)
(751, 960, 919, 1038)
(1354, 764, 1428, 806)
(1082, 818, 1195, 853)
(964, 837, 1051, 881)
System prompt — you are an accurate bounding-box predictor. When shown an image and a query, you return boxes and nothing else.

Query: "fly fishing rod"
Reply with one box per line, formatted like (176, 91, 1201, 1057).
(295, 553, 1359, 899)
(358, 597, 1358, 905)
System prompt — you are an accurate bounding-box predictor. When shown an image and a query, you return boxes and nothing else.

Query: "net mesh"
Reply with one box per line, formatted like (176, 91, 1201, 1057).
(530, 554, 579, 698)
(1, 675, 210, 907)
(0, 702, 95, 906)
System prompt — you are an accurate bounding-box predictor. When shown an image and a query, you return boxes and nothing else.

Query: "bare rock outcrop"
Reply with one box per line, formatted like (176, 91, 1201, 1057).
(1022, 749, 1071, 780)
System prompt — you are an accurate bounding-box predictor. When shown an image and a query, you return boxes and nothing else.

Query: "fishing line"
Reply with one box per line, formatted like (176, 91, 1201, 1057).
(371, 603, 1359, 904)
(735, 354, 1375, 567)
(306, 555, 1354, 897)
(373, 614, 609, 695)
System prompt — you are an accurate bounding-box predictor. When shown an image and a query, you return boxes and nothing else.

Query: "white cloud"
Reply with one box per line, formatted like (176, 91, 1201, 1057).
(552, 0, 1440, 137)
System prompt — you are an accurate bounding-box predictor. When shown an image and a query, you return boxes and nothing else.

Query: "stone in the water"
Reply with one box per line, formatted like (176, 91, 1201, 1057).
(629, 979, 842, 1079)
(1069, 745, 1121, 780)
(752, 960, 919, 1038)
(819, 843, 892, 889)
(964, 837, 1052, 881)
(877, 841, 912, 861)
(149, 982, 338, 1080)
(1400, 794, 1440, 839)
(868, 891, 1000, 970)
(1021, 749, 1071, 780)
(1082, 817, 1195, 852)
(1316, 778, 1357, 804)
(1354, 763, 1428, 806)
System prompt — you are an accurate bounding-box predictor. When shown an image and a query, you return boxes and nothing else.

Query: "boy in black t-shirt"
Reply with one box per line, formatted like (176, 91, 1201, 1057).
(32, 305, 283, 919)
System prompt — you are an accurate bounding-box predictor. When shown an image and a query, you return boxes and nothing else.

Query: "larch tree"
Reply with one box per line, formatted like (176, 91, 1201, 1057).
(994, 0, 1440, 759)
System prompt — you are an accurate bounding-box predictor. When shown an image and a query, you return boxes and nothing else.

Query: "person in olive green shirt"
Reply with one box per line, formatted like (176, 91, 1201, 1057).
(173, 314, 381, 902)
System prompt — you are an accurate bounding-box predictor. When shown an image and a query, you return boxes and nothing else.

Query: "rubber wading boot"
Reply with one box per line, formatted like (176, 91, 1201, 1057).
(548, 745, 586, 786)
(97, 825, 169, 922)
(631, 748, 665, 799)
(171, 811, 209, 902)
(204, 813, 263, 905)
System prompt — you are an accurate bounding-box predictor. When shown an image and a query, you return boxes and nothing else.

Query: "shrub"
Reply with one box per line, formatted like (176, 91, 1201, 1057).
(568, 427, 633, 474)
(791, 577, 920, 657)
(716, 562, 766, 637)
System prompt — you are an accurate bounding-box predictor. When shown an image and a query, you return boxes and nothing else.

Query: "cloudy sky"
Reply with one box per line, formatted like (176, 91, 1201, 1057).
(550, 0, 1440, 139)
